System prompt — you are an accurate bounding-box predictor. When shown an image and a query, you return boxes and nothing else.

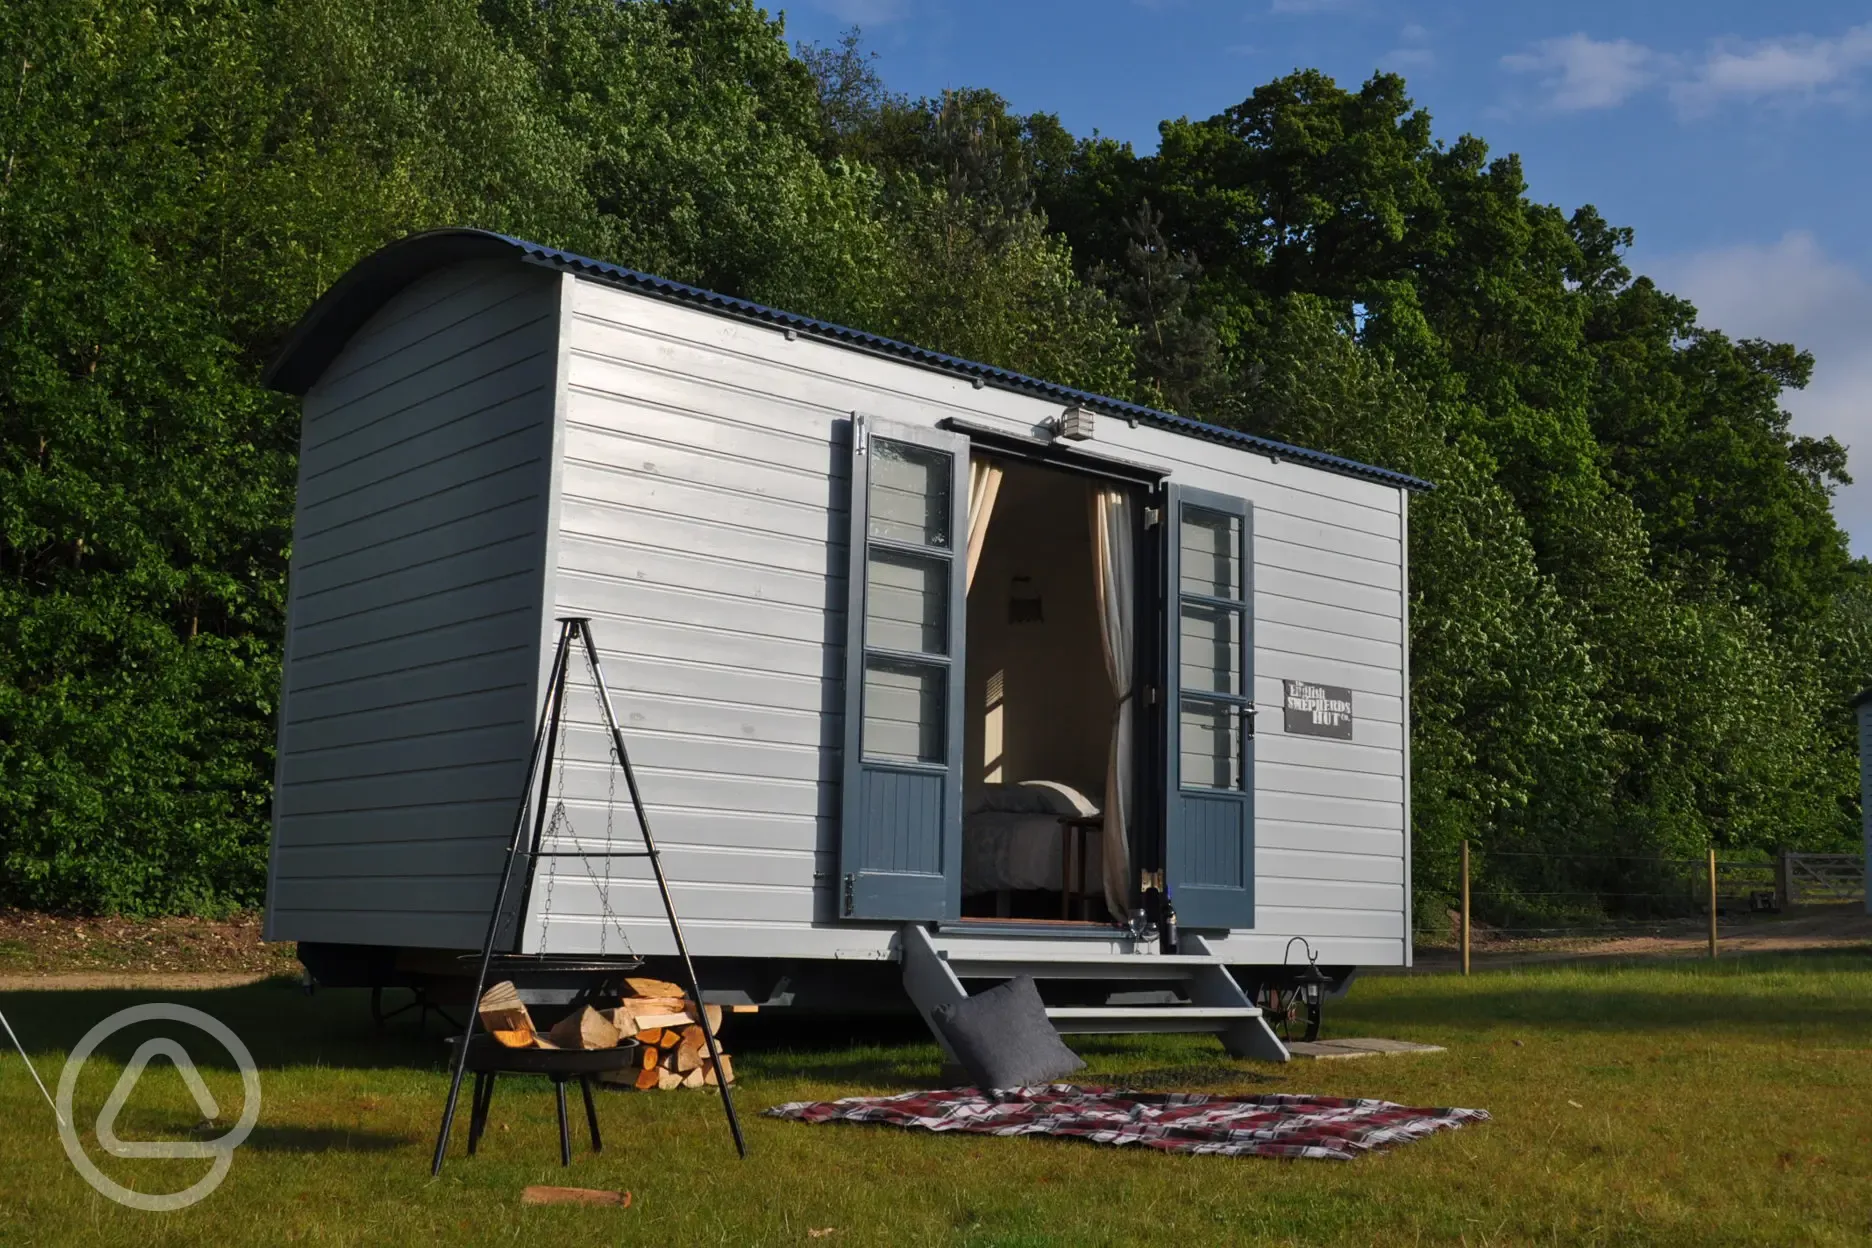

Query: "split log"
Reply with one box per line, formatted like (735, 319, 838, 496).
(622, 1010, 692, 1033)
(623, 977, 687, 999)
(657, 1068, 684, 1091)
(638, 1045, 659, 1071)
(521, 1186, 631, 1207)
(548, 1005, 621, 1051)
(680, 1067, 705, 1089)
(635, 1028, 665, 1048)
(632, 1066, 659, 1091)
(478, 981, 534, 1048)
(730, 1005, 759, 1014)
(701, 1054, 735, 1086)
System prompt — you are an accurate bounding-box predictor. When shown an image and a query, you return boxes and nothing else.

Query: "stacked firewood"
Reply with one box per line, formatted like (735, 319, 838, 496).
(476, 977, 746, 1090)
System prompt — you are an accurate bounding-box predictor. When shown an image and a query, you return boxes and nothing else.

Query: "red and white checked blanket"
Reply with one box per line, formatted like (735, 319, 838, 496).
(765, 1086, 1488, 1161)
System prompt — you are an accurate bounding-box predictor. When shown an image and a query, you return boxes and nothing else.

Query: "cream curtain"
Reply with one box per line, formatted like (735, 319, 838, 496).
(966, 458, 1004, 592)
(1089, 485, 1136, 923)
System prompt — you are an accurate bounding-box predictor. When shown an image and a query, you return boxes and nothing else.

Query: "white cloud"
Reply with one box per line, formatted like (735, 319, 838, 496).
(1380, 21, 1433, 71)
(1648, 233, 1872, 554)
(1671, 23, 1872, 113)
(1381, 46, 1434, 70)
(1505, 23, 1872, 117)
(1501, 33, 1657, 111)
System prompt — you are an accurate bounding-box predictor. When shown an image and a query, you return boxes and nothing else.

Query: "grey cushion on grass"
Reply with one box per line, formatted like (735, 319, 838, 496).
(930, 975, 1085, 1091)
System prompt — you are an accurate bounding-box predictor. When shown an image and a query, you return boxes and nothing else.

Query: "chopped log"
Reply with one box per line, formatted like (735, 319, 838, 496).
(632, 1066, 659, 1092)
(730, 1005, 759, 1014)
(701, 1054, 735, 1086)
(548, 1005, 621, 1051)
(622, 1010, 692, 1033)
(671, 1044, 701, 1075)
(638, 1045, 659, 1071)
(680, 1067, 705, 1089)
(693, 1004, 724, 1034)
(623, 977, 686, 999)
(521, 1186, 631, 1207)
(635, 1027, 665, 1048)
(656, 1030, 682, 1050)
(478, 981, 534, 1048)
(656, 1068, 684, 1091)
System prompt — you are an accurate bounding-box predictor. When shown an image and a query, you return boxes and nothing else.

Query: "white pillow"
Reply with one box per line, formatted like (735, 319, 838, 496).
(970, 781, 1100, 818)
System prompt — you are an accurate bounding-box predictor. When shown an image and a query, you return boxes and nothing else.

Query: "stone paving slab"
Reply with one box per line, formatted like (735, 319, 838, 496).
(1286, 1037, 1446, 1061)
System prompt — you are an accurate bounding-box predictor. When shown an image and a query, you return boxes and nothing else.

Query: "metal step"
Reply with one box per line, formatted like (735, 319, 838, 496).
(942, 950, 1224, 981)
(899, 925, 1290, 1062)
(1045, 1005, 1263, 1036)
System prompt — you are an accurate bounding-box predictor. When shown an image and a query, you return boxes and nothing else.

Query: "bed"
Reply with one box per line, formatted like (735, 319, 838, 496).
(962, 782, 1104, 903)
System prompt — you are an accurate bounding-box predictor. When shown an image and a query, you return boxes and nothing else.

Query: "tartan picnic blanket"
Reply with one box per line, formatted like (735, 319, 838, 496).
(764, 1085, 1488, 1161)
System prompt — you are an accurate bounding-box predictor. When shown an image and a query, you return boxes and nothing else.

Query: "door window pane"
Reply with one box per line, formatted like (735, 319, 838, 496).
(1179, 601, 1241, 696)
(869, 438, 952, 549)
(1180, 698, 1242, 790)
(865, 549, 948, 655)
(1180, 506, 1241, 600)
(863, 656, 945, 764)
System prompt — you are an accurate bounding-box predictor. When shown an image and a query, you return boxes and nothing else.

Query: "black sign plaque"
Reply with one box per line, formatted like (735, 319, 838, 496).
(1283, 679, 1354, 739)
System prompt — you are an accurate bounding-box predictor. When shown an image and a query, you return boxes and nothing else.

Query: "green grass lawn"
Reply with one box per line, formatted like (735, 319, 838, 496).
(2, 954, 1870, 1246)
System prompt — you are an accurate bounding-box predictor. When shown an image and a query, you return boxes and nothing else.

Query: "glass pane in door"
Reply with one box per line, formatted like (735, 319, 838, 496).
(865, 549, 949, 655)
(1179, 698, 1242, 790)
(869, 439, 952, 548)
(862, 656, 946, 764)
(1179, 506, 1241, 599)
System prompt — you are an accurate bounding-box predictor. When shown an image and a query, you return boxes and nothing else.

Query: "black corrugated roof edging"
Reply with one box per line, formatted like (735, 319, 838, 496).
(266, 228, 1433, 493)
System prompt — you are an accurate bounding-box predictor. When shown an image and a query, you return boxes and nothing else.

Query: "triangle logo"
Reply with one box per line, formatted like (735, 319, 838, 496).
(95, 1038, 224, 1160)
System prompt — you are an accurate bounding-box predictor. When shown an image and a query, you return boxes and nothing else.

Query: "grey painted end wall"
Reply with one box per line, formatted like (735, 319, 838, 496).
(265, 261, 561, 949)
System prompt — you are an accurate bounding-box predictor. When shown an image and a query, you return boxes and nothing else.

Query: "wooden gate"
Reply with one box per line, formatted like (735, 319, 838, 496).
(1778, 853, 1867, 906)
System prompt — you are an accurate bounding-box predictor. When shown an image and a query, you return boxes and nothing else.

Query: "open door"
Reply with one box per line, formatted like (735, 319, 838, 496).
(839, 414, 969, 921)
(1163, 484, 1256, 929)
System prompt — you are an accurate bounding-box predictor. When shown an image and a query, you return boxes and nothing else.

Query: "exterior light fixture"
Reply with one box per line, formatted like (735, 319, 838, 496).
(1055, 405, 1096, 441)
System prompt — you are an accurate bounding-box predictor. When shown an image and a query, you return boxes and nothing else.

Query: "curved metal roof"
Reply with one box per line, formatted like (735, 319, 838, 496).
(265, 228, 1433, 493)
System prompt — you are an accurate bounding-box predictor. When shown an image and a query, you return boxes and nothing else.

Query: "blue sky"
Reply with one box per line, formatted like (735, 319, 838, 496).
(778, 1, 1872, 553)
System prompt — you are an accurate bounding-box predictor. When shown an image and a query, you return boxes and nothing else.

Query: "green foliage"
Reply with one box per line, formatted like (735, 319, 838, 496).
(1, 12, 1864, 915)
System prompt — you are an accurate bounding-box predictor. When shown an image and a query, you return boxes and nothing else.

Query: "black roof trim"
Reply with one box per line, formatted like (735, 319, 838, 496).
(265, 229, 1434, 493)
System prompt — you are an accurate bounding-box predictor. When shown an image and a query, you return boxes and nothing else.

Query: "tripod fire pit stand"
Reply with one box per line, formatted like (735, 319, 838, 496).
(430, 618, 747, 1174)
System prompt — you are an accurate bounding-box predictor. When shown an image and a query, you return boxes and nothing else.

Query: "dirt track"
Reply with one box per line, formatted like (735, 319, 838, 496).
(0, 971, 276, 992)
(1411, 904, 1872, 970)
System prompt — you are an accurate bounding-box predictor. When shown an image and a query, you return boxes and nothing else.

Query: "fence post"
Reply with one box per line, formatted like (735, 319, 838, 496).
(1460, 839, 1471, 977)
(1707, 848, 1718, 960)
(1776, 850, 1793, 911)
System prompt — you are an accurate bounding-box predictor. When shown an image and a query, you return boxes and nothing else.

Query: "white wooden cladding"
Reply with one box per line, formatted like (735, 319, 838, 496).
(266, 260, 1413, 964)
(537, 275, 1409, 963)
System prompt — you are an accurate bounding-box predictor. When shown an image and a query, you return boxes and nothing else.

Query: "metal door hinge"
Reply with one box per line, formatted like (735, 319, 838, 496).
(851, 414, 868, 455)
(1144, 685, 1159, 706)
(1242, 705, 1257, 738)
(843, 873, 856, 916)
(1144, 506, 1162, 528)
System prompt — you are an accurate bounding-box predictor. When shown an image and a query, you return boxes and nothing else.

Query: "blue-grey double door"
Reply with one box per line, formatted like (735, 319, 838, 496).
(838, 416, 1255, 930)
